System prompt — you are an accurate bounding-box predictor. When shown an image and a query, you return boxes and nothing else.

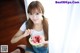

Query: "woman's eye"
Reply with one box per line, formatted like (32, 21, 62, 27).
(36, 13, 39, 15)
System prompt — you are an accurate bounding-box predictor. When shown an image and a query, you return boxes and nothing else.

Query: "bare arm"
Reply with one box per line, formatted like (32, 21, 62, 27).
(11, 29, 31, 44)
(11, 30, 24, 44)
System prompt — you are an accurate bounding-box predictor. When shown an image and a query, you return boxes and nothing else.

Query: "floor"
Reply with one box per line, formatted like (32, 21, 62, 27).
(0, 0, 27, 52)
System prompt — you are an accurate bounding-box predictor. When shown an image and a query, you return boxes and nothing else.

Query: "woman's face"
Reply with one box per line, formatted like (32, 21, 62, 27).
(28, 9, 43, 24)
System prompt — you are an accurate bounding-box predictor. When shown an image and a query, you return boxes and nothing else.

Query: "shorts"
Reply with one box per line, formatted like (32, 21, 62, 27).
(25, 46, 48, 53)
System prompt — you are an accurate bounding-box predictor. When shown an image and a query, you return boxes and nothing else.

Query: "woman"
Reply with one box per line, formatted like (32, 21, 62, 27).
(11, 1, 48, 53)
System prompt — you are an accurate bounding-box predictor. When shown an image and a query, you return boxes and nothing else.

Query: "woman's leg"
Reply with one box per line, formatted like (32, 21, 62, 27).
(11, 49, 20, 53)
(11, 45, 34, 53)
(11, 45, 26, 53)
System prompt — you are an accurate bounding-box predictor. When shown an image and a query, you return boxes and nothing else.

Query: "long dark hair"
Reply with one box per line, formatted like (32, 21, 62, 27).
(26, 1, 48, 48)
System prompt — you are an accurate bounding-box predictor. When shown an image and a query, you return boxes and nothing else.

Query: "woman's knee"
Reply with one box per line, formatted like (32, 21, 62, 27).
(11, 45, 26, 53)
(11, 49, 20, 53)
(17, 45, 26, 49)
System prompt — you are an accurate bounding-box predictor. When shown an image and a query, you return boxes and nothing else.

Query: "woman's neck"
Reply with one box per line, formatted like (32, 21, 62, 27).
(33, 23, 43, 31)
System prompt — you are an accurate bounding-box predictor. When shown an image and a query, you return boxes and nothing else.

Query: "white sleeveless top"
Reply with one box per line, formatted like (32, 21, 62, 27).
(20, 21, 44, 37)
(30, 29, 44, 37)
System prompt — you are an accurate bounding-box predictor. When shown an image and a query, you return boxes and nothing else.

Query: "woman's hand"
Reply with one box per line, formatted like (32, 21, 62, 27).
(43, 41, 48, 44)
(43, 41, 48, 47)
(22, 29, 32, 38)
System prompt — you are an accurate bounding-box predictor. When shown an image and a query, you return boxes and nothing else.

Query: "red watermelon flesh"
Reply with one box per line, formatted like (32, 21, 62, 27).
(32, 35, 42, 43)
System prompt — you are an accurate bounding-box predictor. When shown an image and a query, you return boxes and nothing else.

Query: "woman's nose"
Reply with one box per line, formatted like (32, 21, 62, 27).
(33, 15, 37, 19)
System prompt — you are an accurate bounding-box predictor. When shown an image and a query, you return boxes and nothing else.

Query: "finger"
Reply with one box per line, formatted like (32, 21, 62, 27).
(28, 29, 32, 35)
(43, 41, 48, 44)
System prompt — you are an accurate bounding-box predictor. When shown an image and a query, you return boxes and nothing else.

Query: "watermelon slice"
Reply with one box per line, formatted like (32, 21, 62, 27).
(29, 35, 44, 47)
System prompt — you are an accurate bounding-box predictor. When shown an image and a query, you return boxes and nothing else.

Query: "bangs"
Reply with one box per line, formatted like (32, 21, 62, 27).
(28, 7, 42, 14)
